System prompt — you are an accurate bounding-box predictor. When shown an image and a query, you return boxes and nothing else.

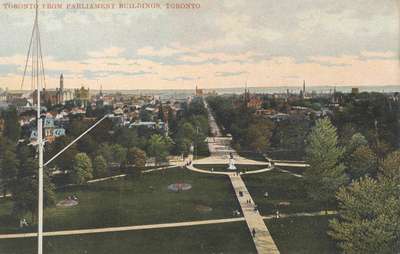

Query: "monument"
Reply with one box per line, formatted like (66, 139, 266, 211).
(227, 152, 237, 170)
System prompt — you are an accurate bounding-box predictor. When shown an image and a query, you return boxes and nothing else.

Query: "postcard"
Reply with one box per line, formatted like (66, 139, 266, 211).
(0, 1, 399, 253)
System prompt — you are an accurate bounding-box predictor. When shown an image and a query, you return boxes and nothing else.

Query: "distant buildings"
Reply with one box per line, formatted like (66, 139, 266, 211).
(74, 86, 90, 106)
(243, 88, 263, 109)
(29, 114, 66, 145)
(33, 74, 74, 106)
(351, 87, 359, 94)
(195, 85, 203, 96)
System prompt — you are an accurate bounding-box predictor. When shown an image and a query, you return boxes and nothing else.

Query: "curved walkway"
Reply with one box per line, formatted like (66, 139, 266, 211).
(186, 164, 273, 176)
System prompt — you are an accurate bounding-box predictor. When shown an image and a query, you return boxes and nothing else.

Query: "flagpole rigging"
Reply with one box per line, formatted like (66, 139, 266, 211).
(20, 0, 44, 253)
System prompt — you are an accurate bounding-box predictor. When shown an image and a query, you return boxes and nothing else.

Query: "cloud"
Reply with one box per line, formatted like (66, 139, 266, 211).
(215, 71, 247, 77)
(361, 51, 398, 59)
(137, 46, 184, 57)
(87, 47, 125, 58)
(0, 0, 398, 90)
(0, 52, 398, 91)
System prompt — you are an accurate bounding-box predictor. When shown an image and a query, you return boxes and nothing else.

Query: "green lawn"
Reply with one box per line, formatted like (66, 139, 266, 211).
(0, 167, 240, 234)
(193, 164, 269, 173)
(266, 215, 339, 254)
(267, 150, 305, 161)
(243, 170, 334, 215)
(237, 151, 268, 162)
(0, 222, 257, 254)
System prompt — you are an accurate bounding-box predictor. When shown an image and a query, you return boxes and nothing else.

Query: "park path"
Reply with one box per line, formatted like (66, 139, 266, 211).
(0, 217, 245, 239)
(230, 174, 280, 254)
(193, 98, 280, 253)
(0, 211, 336, 240)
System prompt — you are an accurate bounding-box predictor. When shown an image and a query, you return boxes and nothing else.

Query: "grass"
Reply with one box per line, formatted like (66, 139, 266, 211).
(267, 150, 305, 161)
(243, 170, 335, 215)
(237, 151, 268, 162)
(0, 167, 240, 234)
(0, 221, 257, 254)
(266, 215, 339, 254)
(193, 164, 269, 172)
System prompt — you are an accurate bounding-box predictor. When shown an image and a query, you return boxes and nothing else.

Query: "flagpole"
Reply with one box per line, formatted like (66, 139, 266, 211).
(34, 0, 44, 253)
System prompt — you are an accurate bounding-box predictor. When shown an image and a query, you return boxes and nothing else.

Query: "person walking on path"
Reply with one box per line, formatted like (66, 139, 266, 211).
(252, 228, 256, 238)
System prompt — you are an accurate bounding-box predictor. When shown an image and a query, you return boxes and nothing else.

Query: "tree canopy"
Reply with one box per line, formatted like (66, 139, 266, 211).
(305, 118, 348, 207)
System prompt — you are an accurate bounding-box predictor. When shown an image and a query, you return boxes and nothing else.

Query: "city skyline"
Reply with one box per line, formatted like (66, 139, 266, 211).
(0, 0, 399, 90)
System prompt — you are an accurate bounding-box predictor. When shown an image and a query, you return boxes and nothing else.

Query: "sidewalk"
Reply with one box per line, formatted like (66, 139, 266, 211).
(230, 174, 280, 254)
(0, 217, 246, 239)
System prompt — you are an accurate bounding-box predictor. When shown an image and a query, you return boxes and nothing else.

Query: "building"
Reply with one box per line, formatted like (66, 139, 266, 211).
(74, 86, 90, 106)
(32, 74, 73, 106)
(29, 115, 65, 144)
(0, 89, 6, 101)
(351, 87, 359, 94)
(195, 85, 203, 96)
(300, 80, 308, 99)
(242, 88, 263, 109)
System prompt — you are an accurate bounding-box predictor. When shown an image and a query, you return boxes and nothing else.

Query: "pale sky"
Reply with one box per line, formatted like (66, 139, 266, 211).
(0, 0, 399, 90)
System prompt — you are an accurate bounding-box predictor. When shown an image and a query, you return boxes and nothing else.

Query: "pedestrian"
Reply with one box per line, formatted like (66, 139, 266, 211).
(276, 210, 280, 218)
(252, 228, 256, 238)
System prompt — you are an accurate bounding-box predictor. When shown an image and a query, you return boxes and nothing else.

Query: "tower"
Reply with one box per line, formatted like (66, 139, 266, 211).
(303, 80, 306, 96)
(59, 73, 64, 104)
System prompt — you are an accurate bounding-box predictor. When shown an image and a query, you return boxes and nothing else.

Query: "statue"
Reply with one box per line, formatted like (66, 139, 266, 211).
(227, 152, 237, 170)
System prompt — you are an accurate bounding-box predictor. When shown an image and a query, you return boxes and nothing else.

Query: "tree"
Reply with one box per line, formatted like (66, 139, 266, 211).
(77, 135, 97, 155)
(114, 128, 139, 149)
(1, 148, 18, 197)
(379, 150, 400, 182)
(110, 144, 127, 167)
(147, 134, 171, 165)
(127, 147, 146, 171)
(97, 143, 113, 163)
(244, 120, 273, 153)
(51, 136, 79, 171)
(347, 145, 377, 179)
(2, 107, 21, 141)
(175, 122, 195, 156)
(345, 133, 368, 155)
(329, 151, 400, 253)
(91, 118, 113, 144)
(305, 118, 348, 208)
(139, 109, 152, 122)
(68, 118, 88, 138)
(329, 177, 399, 254)
(158, 103, 165, 121)
(93, 155, 108, 178)
(276, 118, 309, 150)
(70, 153, 93, 184)
(12, 170, 55, 223)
